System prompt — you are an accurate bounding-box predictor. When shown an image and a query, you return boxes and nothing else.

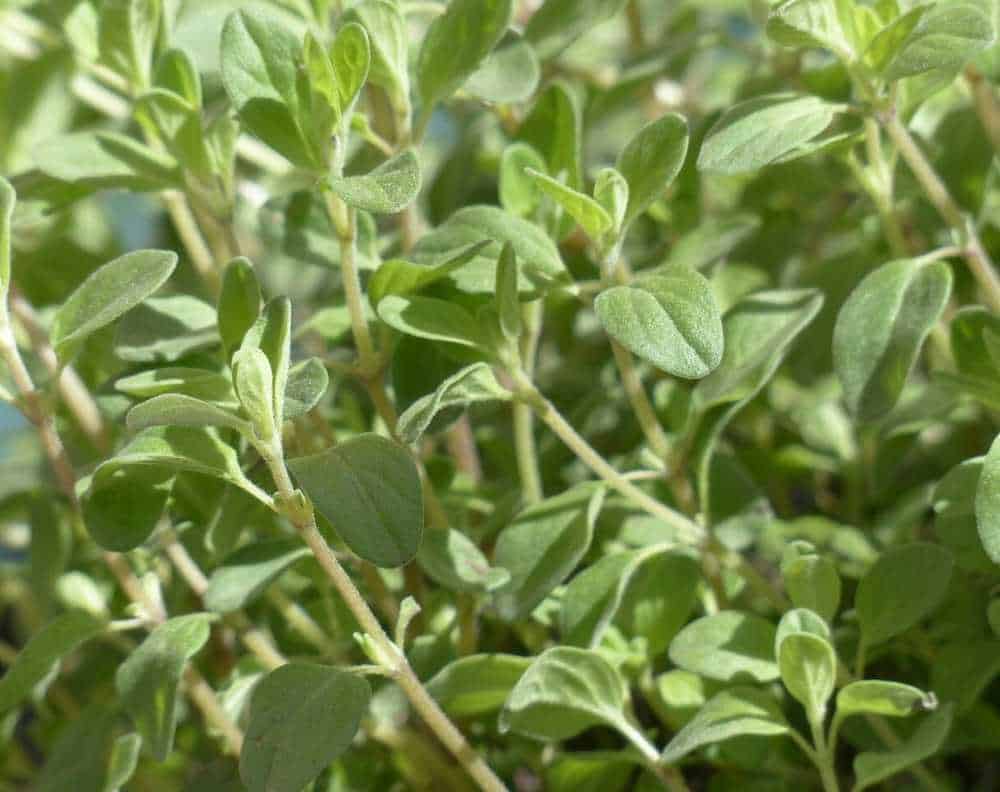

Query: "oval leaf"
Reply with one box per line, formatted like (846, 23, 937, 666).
(975, 434, 1000, 564)
(327, 150, 421, 214)
(204, 540, 311, 613)
(427, 654, 531, 718)
(616, 113, 689, 226)
(669, 611, 779, 682)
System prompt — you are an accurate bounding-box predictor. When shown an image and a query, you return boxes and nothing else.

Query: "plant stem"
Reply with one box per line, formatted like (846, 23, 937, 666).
(258, 447, 508, 792)
(162, 191, 221, 294)
(512, 372, 702, 544)
(809, 718, 839, 792)
(513, 300, 544, 504)
(184, 667, 245, 755)
(879, 110, 1000, 311)
(965, 66, 1000, 153)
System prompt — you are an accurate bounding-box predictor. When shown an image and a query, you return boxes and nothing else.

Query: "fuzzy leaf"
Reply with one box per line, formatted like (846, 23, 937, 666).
(328, 150, 420, 214)
(669, 611, 779, 682)
(616, 113, 689, 227)
(427, 654, 531, 717)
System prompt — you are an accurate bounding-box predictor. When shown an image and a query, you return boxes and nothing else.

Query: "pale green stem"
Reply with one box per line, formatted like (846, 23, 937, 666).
(617, 720, 688, 792)
(514, 301, 544, 504)
(809, 718, 839, 792)
(880, 110, 1000, 312)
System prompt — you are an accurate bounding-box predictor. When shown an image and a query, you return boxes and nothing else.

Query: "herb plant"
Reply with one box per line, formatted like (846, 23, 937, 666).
(1, 1, 1000, 790)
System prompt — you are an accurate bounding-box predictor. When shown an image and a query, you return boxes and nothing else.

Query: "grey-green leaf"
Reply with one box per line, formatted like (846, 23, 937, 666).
(0, 612, 106, 715)
(465, 32, 540, 104)
(834, 256, 953, 421)
(126, 394, 251, 435)
(115, 614, 213, 760)
(240, 664, 371, 792)
(975, 434, 1000, 563)
(416, 0, 514, 109)
(427, 654, 531, 718)
(853, 706, 953, 791)
(856, 542, 954, 648)
(0, 176, 13, 300)
(837, 680, 938, 720)
(344, 0, 408, 98)
(882, 2, 995, 81)
(595, 268, 724, 379)
(778, 632, 836, 723)
(377, 294, 487, 350)
(669, 611, 779, 682)
(288, 434, 423, 567)
(766, 0, 855, 59)
(218, 257, 261, 360)
(500, 646, 629, 741)
(417, 527, 510, 593)
(50, 249, 177, 362)
(328, 150, 421, 214)
(697, 93, 840, 174)
(526, 168, 613, 240)
(616, 113, 689, 227)
(204, 540, 310, 613)
(661, 687, 789, 764)
(525, 0, 628, 59)
(34, 131, 180, 192)
(283, 358, 329, 420)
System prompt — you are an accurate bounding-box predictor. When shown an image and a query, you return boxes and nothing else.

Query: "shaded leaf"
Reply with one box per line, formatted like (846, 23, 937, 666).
(205, 540, 310, 613)
(328, 150, 421, 214)
(669, 611, 779, 682)
(427, 654, 531, 717)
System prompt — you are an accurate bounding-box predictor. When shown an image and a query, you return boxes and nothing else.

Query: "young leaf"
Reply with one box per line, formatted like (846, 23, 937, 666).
(864, 5, 929, 73)
(525, 168, 613, 240)
(500, 646, 629, 740)
(595, 268, 724, 379)
(241, 297, 292, 430)
(778, 632, 836, 724)
(329, 22, 371, 117)
(975, 434, 1000, 564)
(327, 150, 421, 214)
(882, 2, 995, 81)
(417, 527, 510, 593)
(50, 249, 177, 362)
(343, 0, 408, 98)
(37, 704, 118, 792)
(396, 362, 511, 445)
(492, 484, 605, 621)
(283, 358, 329, 420)
(669, 611, 779, 682)
(116, 367, 234, 402)
(853, 706, 953, 791)
(465, 33, 540, 104)
(416, 0, 514, 110)
(774, 607, 831, 658)
(837, 681, 937, 720)
(126, 394, 251, 435)
(115, 295, 218, 363)
(377, 294, 488, 350)
(82, 467, 173, 551)
(116, 614, 213, 760)
(240, 664, 371, 792)
(856, 542, 954, 648)
(204, 540, 311, 613)
(834, 256, 953, 421)
(34, 131, 180, 192)
(368, 241, 490, 307)
(499, 143, 548, 217)
(616, 113, 689, 228)
(660, 687, 789, 764)
(518, 81, 582, 196)
(0, 612, 106, 715)
(233, 347, 277, 442)
(697, 94, 840, 174)
(781, 547, 841, 622)
(495, 242, 521, 341)
(766, 0, 855, 59)
(593, 168, 629, 235)
(288, 434, 423, 567)
(98, 0, 161, 88)
(218, 257, 261, 360)
(525, 0, 627, 59)
(560, 551, 641, 647)
(427, 654, 531, 718)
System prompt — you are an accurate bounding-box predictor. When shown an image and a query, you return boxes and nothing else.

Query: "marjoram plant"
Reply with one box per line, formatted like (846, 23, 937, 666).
(2, 0, 1000, 790)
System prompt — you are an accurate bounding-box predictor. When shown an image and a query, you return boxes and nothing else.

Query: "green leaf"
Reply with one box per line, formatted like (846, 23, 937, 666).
(492, 484, 605, 621)
(427, 654, 531, 717)
(693, 289, 824, 411)
(368, 241, 490, 307)
(864, 5, 929, 73)
(98, 0, 161, 88)
(560, 551, 640, 647)
(233, 347, 277, 442)
(518, 81, 582, 195)
(220, 9, 313, 167)
(240, 664, 370, 792)
(218, 257, 262, 360)
(283, 358, 329, 420)
(377, 294, 488, 349)
(417, 527, 510, 593)
(660, 687, 789, 764)
(856, 542, 954, 648)
(116, 614, 213, 760)
(37, 704, 118, 792)
(837, 680, 937, 720)
(778, 632, 836, 724)
(669, 611, 779, 682)
(396, 363, 511, 445)
(0, 612, 106, 715)
(327, 150, 421, 214)
(932, 640, 1000, 712)
(834, 256, 952, 421)
(616, 113, 689, 227)
(204, 540, 310, 613)
(934, 458, 993, 571)
(34, 132, 180, 192)
(495, 242, 522, 341)
(50, 249, 177, 362)
(499, 142, 548, 217)
(766, 0, 855, 59)
(500, 646, 629, 741)
(329, 22, 371, 117)
(0, 176, 14, 302)
(288, 434, 423, 567)
(882, 2, 995, 81)
(156, 48, 202, 107)
(416, 0, 514, 109)
(126, 394, 251, 435)
(115, 295, 218, 364)
(697, 94, 840, 174)
(465, 33, 540, 104)
(595, 268, 724, 379)
(667, 214, 761, 270)
(525, 0, 628, 59)
(593, 168, 629, 235)
(775, 607, 831, 657)
(975, 434, 1000, 564)
(781, 547, 842, 622)
(105, 732, 143, 792)
(82, 466, 173, 551)
(343, 0, 409, 98)
(853, 706, 953, 791)
(412, 206, 568, 296)
(115, 367, 234, 402)
(526, 168, 613, 240)
(241, 297, 292, 429)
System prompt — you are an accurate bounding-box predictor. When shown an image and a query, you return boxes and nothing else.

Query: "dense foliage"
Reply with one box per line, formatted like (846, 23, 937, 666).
(2, 0, 1000, 790)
